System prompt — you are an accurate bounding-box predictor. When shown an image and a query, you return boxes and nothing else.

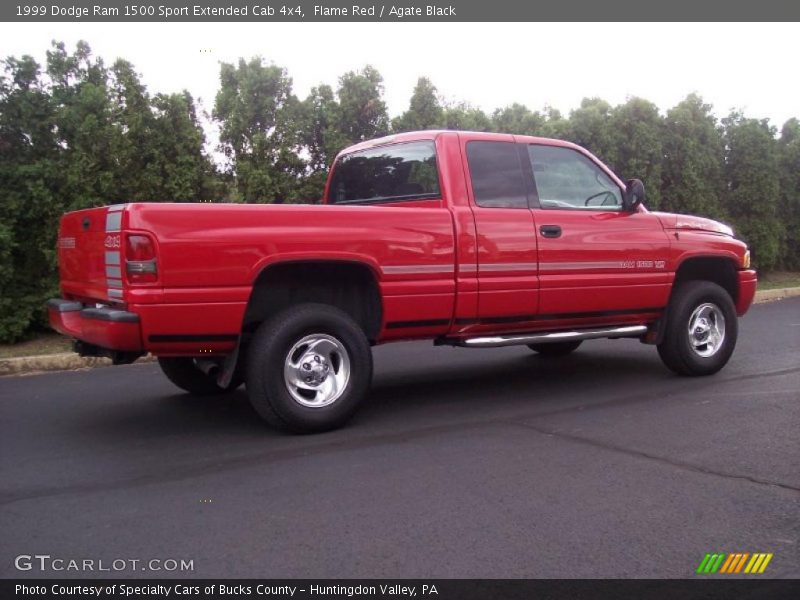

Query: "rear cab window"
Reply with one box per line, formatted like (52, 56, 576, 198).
(327, 140, 441, 205)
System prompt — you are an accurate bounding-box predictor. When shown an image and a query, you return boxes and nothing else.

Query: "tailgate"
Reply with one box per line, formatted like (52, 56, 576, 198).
(58, 204, 125, 303)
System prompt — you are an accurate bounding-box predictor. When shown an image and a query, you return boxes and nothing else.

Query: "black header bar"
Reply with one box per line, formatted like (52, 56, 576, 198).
(3, 579, 799, 600)
(3, 0, 800, 22)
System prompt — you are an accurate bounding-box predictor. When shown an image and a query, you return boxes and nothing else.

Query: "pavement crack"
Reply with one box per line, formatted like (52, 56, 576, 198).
(509, 420, 800, 494)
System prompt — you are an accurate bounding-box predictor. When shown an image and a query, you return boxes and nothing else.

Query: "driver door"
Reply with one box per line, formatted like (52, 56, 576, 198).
(526, 143, 672, 315)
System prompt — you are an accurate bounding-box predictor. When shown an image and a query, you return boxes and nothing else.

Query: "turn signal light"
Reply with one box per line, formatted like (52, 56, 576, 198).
(742, 250, 751, 269)
(125, 234, 157, 283)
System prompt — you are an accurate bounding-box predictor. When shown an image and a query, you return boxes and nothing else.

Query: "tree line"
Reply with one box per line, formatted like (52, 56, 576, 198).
(0, 41, 798, 342)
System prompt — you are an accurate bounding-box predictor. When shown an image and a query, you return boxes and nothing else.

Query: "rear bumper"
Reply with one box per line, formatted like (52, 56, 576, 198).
(736, 269, 757, 316)
(47, 299, 143, 351)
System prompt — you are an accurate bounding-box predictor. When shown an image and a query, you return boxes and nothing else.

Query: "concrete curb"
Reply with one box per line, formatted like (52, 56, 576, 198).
(753, 286, 800, 304)
(0, 353, 155, 377)
(1, 287, 798, 377)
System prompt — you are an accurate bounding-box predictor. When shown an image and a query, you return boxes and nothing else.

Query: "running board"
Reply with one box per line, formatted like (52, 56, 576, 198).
(452, 325, 649, 348)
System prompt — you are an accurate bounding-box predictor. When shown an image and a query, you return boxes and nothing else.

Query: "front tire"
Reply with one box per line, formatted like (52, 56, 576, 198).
(657, 281, 738, 376)
(158, 357, 242, 396)
(527, 340, 582, 356)
(246, 303, 373, 433)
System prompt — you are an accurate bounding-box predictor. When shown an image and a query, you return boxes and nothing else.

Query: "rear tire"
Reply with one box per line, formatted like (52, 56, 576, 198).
(158, 357, 242, 396)
(246, 303, 372, 433)
(527, 340, 582, 356)
(657, 281, 737, 376)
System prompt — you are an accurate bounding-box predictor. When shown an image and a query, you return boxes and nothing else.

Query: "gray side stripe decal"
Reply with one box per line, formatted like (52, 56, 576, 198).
(480, 263, 539, 272)
(383, 265, 455, 275)
(539, 261, 626, 271)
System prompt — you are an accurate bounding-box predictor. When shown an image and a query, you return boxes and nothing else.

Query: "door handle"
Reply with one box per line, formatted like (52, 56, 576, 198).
(540, 225, 562, 238)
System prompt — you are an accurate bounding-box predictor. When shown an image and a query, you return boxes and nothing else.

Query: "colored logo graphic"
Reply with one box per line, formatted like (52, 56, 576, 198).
(696, 552, 773, 574)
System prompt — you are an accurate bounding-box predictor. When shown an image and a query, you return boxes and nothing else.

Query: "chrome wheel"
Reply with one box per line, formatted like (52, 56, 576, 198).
(688, 303, 726, 358)
(283, 334, 351, 408)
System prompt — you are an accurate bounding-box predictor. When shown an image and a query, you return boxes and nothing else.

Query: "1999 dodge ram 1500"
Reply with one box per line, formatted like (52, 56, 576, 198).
(48, 130, 757, 432)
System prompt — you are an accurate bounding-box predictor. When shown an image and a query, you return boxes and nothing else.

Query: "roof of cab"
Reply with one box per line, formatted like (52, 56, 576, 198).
(337, 129, 585, 158)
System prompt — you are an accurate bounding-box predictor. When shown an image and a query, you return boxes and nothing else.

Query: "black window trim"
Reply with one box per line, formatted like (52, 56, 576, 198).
(327, 139, 443, 206)
(527, 143, 625, 212)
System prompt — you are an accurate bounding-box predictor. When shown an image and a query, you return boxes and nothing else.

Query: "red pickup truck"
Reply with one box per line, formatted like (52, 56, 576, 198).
(48, 130, 757, 432)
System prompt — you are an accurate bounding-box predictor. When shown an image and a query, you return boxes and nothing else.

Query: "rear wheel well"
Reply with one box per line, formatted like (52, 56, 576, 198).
(673, 257, 738, 304)
(242, 261, 382, 343)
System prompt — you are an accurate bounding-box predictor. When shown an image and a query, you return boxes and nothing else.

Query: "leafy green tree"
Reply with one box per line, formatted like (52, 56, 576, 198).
(336, 65, 389, 142)
(296, 84, 348, 200)
(610, 97, 664, 209)
(47, 41, 118, 211)
(539, 106, 569, 139)
(491, 103, 546, 136)
(778, 119, 800, 268)
(150, 91, 220, 201)
(0, 54, 61, 341)
(565, 98, 617, 168)
(661, 94, 726, 219)
(393, 77, 443, 132)
(723, 112, 783, 270)
(441, 102, 492, 131)
(213, 57, 304, 203)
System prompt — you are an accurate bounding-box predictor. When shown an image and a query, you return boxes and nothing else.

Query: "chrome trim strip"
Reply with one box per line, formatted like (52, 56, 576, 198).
(456, 325, 648, 348)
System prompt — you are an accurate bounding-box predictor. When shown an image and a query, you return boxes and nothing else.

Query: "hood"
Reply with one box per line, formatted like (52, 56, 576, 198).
(651, 212, 734, 237)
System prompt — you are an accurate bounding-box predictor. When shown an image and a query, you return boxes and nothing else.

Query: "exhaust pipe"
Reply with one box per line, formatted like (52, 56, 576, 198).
(194, 359, 221, 377)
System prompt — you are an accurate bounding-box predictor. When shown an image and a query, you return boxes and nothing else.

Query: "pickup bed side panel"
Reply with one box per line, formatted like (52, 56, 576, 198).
(125, 203, 456, 352)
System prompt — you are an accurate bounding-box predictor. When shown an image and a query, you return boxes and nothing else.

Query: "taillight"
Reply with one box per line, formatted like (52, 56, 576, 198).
(125, 234, 158, 283)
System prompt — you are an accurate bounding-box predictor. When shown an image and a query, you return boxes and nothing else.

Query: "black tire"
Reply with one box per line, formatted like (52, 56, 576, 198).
(527, 340, 583, 356)
(246, 303, 373, 433)
(158, 357, 242, 396)
(657, 281, 738, 376)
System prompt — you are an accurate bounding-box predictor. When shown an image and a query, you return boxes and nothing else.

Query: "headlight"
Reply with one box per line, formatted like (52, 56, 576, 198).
(742, 250, 751, 269)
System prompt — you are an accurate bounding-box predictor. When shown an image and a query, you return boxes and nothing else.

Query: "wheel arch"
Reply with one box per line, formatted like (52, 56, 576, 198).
(241, 259, 383, 343)
(672, 255, 740, 304)
(646, 255, 740, 346)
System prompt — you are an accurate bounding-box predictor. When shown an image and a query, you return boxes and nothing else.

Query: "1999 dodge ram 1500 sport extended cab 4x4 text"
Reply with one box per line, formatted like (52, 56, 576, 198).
(48, 130, 757, 432)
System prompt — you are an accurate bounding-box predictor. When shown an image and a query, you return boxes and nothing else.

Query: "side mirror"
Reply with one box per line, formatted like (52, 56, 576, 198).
(623, 179, 645, 211)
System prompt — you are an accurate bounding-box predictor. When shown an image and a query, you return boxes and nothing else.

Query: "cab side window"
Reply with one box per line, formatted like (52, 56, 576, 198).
(467, 141, 528, 209)
(528, 145, 622, 210)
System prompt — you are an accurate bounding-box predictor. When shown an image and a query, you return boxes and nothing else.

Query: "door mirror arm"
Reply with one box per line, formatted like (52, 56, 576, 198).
(622, 179, 646, 212)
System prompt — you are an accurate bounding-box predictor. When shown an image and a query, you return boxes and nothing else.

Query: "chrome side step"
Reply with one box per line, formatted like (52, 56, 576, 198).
(453, 325, 648, 348)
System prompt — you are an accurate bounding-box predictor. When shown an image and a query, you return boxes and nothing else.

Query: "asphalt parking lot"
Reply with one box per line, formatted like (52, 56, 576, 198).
(1, 298, 798, 579)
